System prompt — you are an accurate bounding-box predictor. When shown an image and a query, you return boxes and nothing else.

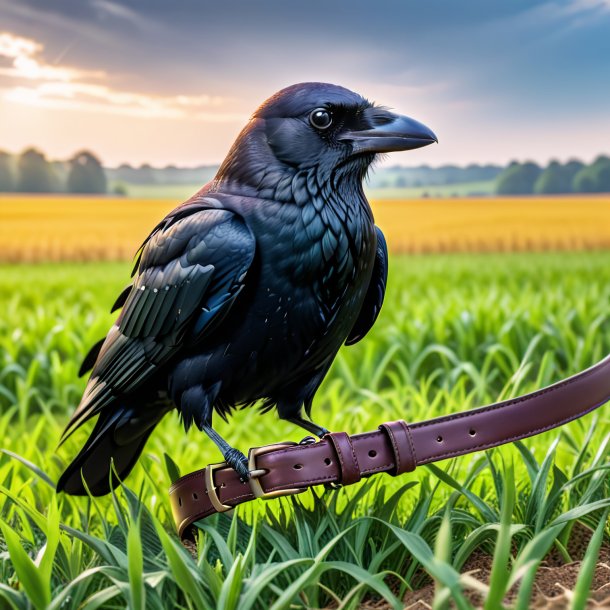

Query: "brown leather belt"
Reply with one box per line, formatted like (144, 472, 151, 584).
(170, 354, 610, 540)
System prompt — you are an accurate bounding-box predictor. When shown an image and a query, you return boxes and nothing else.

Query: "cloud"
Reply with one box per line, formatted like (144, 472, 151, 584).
(0, 31, 104, 81)
(90, 0, 163, 33)
(518, 0, 610, 26)
(566, 0, 610, 13)
(91, 0, 141, 23)
(0, 31, 243, 122)
(5, 82, 245, 121)
(0, 31, 40, 58)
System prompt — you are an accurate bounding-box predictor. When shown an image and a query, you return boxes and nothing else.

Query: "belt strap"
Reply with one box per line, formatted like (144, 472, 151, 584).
(170, 354, 610, 540)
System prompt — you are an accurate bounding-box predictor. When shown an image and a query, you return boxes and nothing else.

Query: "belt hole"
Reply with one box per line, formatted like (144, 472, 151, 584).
(221, 482, 226, 487)
(368, 450, 377, 458)
(436, 436, 443, 443)
(178, 497, 182, 506)
(293, 463, 303, 470)
(192, 493, 198, 501)
(469, 429, 476, 436)
(324, 458, 332, 466)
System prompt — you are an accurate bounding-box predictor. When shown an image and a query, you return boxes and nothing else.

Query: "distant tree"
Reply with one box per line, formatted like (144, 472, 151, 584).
(112, 182, 128, 196)
(564, 159, 585, 183)
(572, 156, 610, 193)
(0, 151, 15, 192)
(136, 163, 156, 184)
(533, 160, 572, 194)
(17, 148, 58, 192)
(496, 161, 541, 195)
(590, 155, 610, 192)
(51, 160, 70, 189)
(67, 150, 107, 193)
(593, 154, 610, 166)
(573, 168, 597, 193)
(114, 163, 136, 183)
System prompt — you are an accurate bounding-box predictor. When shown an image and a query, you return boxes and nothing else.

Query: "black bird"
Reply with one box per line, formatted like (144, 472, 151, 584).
(57, 82, 436, 495)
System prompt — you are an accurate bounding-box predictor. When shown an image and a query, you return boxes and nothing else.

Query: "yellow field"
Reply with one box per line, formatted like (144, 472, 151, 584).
(1, 194, 610, 262)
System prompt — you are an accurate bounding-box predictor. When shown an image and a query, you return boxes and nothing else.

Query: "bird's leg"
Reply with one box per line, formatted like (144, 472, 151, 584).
(285, 415, 329, 439)
(201, 424, 250, 481)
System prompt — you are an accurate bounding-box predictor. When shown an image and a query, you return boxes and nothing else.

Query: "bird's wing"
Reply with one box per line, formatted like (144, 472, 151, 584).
(62, 204, 256, 441)
(345, 226, 388, 345)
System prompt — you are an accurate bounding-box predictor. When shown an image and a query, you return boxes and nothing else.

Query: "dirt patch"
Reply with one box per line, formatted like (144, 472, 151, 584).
(401, 548, 610, 609)
(364, 524, 610, 609)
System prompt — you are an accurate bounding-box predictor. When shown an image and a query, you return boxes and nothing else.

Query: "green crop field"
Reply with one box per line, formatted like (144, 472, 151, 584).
(365, 180, 496, 200)
(111, 180, 496, 201)
(1, 253, 609, 608)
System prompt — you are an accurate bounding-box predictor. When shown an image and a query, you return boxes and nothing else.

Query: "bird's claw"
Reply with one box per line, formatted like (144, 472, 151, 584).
(223, 448, 250, 481)
(299, 435, 317, 445)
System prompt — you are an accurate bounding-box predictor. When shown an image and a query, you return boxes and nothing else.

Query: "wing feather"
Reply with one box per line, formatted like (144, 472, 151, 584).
(345, 226, 388, 346)
(78, 337, 105, 377)
(110, 284, 132, 313)
(62, 204, 255, 441)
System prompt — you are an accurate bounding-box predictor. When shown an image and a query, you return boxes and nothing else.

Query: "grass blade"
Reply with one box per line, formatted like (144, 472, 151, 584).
(484, 460, 515, 610)
(569, 509, 609, 610)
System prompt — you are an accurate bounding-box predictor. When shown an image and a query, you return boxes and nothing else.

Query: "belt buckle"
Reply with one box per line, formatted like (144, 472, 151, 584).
(248, 442, 307, 500)
(204, 461, 232, 513)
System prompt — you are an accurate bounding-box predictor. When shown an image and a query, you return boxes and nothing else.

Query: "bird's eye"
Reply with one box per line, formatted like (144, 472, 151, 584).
(309, 108, 332, 130)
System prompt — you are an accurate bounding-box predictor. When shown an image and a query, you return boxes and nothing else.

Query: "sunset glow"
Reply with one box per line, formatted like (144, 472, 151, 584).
(1, 1, 609, 167)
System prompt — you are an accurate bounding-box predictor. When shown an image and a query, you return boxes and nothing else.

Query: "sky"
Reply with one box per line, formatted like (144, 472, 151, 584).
(0, 0, 609, 168)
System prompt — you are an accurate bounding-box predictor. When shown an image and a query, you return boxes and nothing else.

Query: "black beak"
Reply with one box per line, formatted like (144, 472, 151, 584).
(341, 107, 437, 154)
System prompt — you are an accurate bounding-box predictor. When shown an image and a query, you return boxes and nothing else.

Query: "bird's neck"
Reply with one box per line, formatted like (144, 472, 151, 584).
(216, 155, 373, 219)
(314, 161, 374, 227)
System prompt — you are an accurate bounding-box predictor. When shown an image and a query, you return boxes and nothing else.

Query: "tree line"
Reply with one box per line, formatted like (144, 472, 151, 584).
(2, 146, 610, 195)
(371, 164, 502, 189)
(0, 148, 107, 194)
(496, 156, 610, 195)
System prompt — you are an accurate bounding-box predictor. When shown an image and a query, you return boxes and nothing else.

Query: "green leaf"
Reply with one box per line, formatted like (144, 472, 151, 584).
(163, 453, 182, 484)
(426, 463, 497, 522)
(0, 583, 27, 610)
(152, 517, 213, 609)
(372, 519, 471, 610)
(36, 497, 60, 601)
(0, 449, 55, 488)
(268, 524, 359, 610)
(325, 562, 402, 609)
(127, 516, 145, 610)
(570, 510, 609, 610)
(239, 559, 312, 610)
(432, 509, 452, 610)
(217, 553, 244, 610)
(511, 524, 565, 610)
(485, 460, 515, 610)
(0, 520, 50, 609)
(61, 524, 128, 569)
(548, 498, 610, 527)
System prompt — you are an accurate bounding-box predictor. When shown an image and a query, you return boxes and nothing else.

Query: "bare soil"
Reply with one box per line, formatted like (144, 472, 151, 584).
(400, 547, 609, 609)
(363, 524, 610, 609)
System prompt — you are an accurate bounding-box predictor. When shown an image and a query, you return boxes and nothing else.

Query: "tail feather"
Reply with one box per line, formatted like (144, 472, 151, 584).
(56, 404, 167, 496)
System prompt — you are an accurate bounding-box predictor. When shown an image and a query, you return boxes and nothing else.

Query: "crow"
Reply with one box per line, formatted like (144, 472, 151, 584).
(57, 82, 436, 495)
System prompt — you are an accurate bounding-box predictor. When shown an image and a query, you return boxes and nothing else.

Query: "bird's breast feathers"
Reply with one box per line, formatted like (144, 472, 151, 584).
(245, 195, 377, 338)
(252, 193, 375, 275)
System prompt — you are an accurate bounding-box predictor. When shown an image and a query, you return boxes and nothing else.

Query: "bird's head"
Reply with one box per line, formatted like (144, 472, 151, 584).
(216, 82, 437, 196)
